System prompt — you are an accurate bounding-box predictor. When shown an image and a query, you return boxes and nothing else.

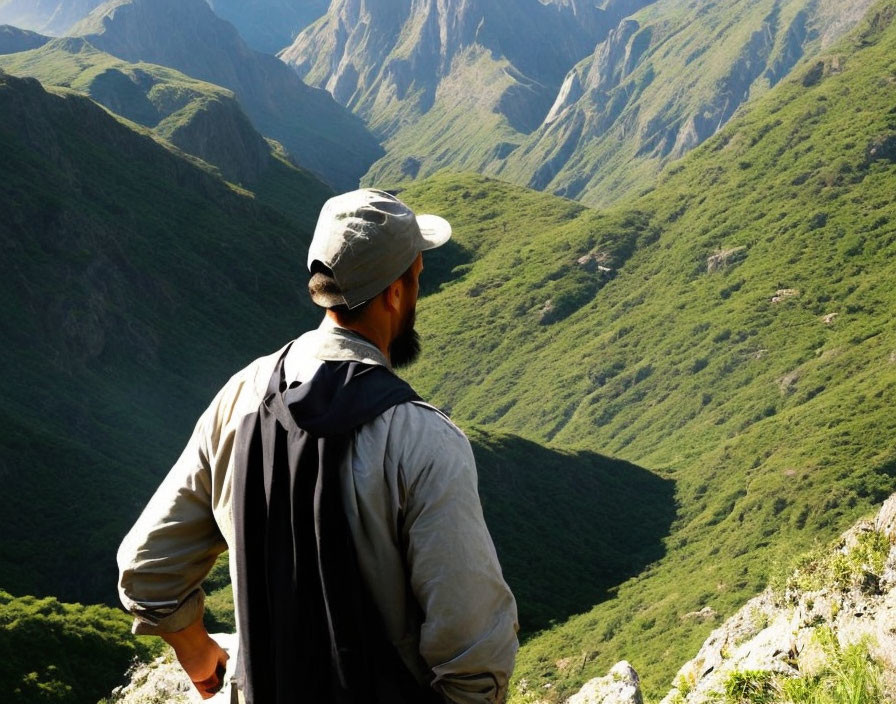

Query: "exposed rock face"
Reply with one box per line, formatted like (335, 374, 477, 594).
(658, 497, 896, 704)
(71, 0, 382, 190)
(0, 24, 51, 54)
(279, 0, 651, 183)
(497, 0, 878, 207)
(567, 661, 644, 704)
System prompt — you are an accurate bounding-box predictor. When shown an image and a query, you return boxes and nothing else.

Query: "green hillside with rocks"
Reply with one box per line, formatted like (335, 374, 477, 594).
(1, 0, 896, 702)
(391, 2, 896, 698)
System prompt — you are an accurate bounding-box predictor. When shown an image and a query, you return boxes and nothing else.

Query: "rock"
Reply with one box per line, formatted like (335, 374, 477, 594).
(567, 661, 643, 704)
(660, 493, 896, 704)
(577, 252, 614, 274)
(866, 132, 896, 164)
(875, 494, 896, 540)
(771, 289, 799, 303)
(108, 633, 237, 703)
(681, 606, 717, 622)
(822, 312, 838, 324)
(706, 246, 747, 273)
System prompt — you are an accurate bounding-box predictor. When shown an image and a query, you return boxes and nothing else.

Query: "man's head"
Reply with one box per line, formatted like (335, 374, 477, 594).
(307, 189, 450, 367)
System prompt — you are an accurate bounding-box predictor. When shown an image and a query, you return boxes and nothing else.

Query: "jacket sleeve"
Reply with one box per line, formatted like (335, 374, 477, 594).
(117, 397, 227, 635)
(398, 406, 519, 704)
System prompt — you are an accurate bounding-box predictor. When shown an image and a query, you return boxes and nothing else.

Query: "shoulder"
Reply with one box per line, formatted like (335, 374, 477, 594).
(200, 342, 290, 449)
(384, 400, 476, 484)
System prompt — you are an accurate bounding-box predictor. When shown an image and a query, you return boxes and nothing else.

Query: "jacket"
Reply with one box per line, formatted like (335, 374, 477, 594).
(117, 318, 519, 703)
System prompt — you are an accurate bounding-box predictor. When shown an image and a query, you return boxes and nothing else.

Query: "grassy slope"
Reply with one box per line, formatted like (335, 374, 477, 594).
(0, 590, 162, 704)
(0, 38, 335, 203)
(0, 62, 670, 657)
(393, 3, 896, 698)
(0, 69, 327, 603)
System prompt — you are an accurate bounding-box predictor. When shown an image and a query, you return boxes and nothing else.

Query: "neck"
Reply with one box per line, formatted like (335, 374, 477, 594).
(326, 310, 392, 363)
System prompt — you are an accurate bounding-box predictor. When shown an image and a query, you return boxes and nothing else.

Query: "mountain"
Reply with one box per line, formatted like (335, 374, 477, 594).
(0, 67, 330, 605)
(0, 0, 327, 50)
(206, 0, 329, 54)
(0, 37, 277, 185)
(0, 24, 51, 54)
(280, 0, 650, 184)
(0, 0, 102, 36)
(386, 1, 896, 697)
(69, 0, 383, 191)
(497, 0, 879, 207)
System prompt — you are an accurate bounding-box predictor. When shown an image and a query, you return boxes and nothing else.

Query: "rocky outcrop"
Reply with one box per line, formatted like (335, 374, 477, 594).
(656, 494, 896, 704)
(71, 0, 382, 190)
(566, 662, 644, 704)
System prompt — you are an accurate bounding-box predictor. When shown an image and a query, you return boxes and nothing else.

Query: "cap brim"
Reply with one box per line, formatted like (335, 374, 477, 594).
(417, 214, 452, 250)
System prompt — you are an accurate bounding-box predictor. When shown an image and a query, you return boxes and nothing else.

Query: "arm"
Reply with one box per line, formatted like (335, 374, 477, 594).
(117, 399, 228, 695)
(399, 408, 519, 703)
(161, 615, 229, 699)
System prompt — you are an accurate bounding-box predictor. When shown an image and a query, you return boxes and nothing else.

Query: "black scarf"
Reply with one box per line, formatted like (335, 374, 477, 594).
(232, 347, 441, 703)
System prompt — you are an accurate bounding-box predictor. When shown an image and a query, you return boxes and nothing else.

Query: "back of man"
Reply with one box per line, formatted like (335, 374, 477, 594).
(117, 189, 519, 703)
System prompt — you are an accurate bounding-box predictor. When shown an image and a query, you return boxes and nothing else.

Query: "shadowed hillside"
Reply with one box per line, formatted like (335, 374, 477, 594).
(471, 429, 675, 635)
(0, 69, 327, 603)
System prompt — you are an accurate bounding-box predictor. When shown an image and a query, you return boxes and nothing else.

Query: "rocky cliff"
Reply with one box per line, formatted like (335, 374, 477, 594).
(497, 0, 878, 206)
(557, 494, 896, 703)
(279, 0, 653, 184)
(70, 0, 382, 190)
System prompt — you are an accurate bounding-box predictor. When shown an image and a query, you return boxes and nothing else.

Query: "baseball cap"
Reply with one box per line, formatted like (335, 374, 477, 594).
(307, 188, 452, 309)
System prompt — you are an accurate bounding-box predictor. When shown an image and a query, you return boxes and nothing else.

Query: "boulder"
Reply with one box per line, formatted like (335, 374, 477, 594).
(567, 661, 643, 704)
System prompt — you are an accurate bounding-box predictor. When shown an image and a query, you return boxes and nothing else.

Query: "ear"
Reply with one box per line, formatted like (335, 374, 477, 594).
(381, 279, 403, 313)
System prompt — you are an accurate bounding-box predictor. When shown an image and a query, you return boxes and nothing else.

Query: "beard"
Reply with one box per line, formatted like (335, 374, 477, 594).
(390, 308, 421, 369)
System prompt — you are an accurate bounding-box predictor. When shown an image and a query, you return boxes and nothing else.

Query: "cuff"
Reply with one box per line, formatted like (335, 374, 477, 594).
(131, 589, 205, 635)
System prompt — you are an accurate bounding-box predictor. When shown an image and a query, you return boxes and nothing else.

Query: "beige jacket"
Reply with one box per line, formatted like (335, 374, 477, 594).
(117, 319, 519, 703)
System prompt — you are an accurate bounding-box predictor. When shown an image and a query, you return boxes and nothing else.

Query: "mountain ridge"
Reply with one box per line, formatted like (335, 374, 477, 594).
(70, 0, 383, 190)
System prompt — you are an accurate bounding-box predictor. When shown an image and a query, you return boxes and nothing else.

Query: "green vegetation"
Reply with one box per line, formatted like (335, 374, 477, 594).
(3, 0, 896, 702)
(385, 2, 896, 698)
(0, 37, 335, 209)
(721, 630, 889, 704)
(0, 590, 163, 704)
(0, 68, 327, 605)
(775, 528, 892, 598)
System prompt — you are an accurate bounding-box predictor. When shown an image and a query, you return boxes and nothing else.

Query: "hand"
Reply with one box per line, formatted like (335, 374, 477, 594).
(162, 617, 230, 699)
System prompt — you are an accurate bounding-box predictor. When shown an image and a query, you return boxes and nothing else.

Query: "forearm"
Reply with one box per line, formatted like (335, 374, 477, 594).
(161, 614, 229, 699)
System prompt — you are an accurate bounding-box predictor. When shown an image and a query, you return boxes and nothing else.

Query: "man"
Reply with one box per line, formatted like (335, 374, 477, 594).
(117, 188, 519, 703)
